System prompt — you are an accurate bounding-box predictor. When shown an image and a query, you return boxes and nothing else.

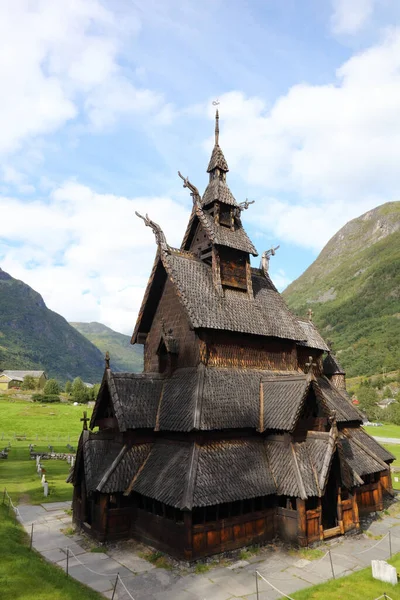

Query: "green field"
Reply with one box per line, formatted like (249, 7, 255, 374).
(1, 444, 73, 505)
(364, 423, 400, 439)
(0, 395, 91, 441)
(290, 554, 400, 599)
(0, 396, 91, 504)
(0, 505, 102, 600)
(0, 397, 100, 599)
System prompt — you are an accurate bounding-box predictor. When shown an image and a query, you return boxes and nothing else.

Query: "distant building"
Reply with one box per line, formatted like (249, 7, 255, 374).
(377, 398, 397, 410)
(0, 370, 47, 391)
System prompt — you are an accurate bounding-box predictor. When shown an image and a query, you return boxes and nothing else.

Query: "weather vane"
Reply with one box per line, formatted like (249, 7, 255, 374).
(212, 99, 220, 106)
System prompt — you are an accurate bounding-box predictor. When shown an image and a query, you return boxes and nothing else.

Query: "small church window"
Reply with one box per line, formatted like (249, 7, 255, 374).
(219, 204, 232, 227)
(158, 340, 168, 373)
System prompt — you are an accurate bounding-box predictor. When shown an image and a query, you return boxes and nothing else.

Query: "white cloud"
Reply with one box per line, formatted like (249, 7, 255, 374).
(200, 29, 400, 250)
(331, 0, 375, 35)
(0, 0, 165, 156)
(2, 182, 190, 334)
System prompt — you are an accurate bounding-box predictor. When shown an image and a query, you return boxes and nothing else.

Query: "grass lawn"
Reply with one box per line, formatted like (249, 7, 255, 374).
(0, 395, 91, 442)
(0, 397, 91, 505)
(1, 444, 73, 505)
(0, 505, 102, 600)
(364, 423, 400, 439)
(290, 553, 400, 599)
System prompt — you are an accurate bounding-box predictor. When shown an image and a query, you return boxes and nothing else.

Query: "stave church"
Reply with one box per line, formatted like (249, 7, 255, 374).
(69, 112, 394, 560)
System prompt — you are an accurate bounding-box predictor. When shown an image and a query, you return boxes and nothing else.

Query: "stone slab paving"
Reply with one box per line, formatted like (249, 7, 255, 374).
(16, 500, 400, 599)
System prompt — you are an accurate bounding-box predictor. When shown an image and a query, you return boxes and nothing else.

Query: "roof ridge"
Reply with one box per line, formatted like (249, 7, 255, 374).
(343, 430, 389, 471)
(318, 423, 338, 492)
(181, 442, 200, 510)
(124, 447, 153, 496)
(107, 369, 127, 432)
(193, 364, 205, 430)
(96, 445, 127, 492)
(290, 443, 307, 500)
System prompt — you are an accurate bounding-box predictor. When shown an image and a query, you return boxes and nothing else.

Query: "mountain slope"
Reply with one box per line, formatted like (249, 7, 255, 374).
(0, 269, 105, 383)
(283, 202, 400, 378)
(70, 322, 143, 373)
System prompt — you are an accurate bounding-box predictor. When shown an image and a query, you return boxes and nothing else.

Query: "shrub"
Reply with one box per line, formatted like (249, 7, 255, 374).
(43, 379, 60, 395)
(21, 375, 36, 390)
(31, 394, 60, 403)
(65, 381, 72, 395)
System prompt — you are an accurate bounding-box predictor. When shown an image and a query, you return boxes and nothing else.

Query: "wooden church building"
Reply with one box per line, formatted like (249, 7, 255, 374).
(69, 112, 394, 559)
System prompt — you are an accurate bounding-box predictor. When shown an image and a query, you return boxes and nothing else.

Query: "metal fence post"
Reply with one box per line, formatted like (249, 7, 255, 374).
(111, 573, 119, 600)
(66, 548, 69, 577)
(389, 531, 392, 559)
(30, 523, 33, 550)
(255, 571, 259, 599)
(329, 550, 335, 579)
(2, 488, 5, 505)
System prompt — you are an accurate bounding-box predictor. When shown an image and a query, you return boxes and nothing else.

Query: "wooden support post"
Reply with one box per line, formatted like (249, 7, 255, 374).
(318, 497, 324, 540)
(99, 494, 108, 540)
(183, 511, 193, 560)
(337, 487, 344, 534)
(296, 498, 307, 547)
(377, 476, 384, 511)
(352, 489, 360, 529)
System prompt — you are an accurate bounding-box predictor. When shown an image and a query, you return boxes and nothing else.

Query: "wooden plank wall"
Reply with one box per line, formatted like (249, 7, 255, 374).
(191, 508, 275, 559)
(205, 334, 298, 370)
(357, 481, 383, 515)
(144, 278, 199, 372)
(276, 507, 298, 544)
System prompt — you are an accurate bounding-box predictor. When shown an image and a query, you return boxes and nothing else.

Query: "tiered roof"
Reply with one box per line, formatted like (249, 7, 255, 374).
(91, 367, 363, 433)
(71, 424, 393, 509)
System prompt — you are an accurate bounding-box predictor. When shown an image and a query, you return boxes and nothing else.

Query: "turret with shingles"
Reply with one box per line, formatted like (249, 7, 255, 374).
(323, 352, 346, 391)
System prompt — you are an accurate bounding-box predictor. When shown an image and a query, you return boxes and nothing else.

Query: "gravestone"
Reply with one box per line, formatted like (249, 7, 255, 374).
(41, 474, 46, 487)
(371, 560, 398, 585)
(43, 482, 49, 497)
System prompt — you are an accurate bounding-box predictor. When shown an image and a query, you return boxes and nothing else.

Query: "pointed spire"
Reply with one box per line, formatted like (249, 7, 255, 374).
(215, 109, 219, 145)
(207, 109, 229, 174)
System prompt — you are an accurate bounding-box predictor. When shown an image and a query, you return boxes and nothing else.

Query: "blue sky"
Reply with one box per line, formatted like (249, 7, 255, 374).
(2, 0, 400, 334)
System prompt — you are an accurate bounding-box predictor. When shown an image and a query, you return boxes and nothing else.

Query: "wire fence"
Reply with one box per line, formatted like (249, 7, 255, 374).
(1, 433, 81, 444)
(254, 531, 400, 600)
(2, 486, 399, 600)
(2, 488, 22, 521)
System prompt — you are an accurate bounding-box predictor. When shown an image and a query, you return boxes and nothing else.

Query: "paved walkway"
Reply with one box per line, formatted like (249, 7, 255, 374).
(17, 501, 400, 599)
(374, 436, 400, 445)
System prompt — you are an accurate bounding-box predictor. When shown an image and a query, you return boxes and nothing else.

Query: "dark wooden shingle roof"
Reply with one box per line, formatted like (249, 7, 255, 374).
(202, 178, 236, 207)
(262, 374, 310, 431)
(91, 368, 363, 433)
(162, 251, 305, 340)
(323, 353, 345, 375)
(296, 320, 330, 351)
(207, 145, 229, 173)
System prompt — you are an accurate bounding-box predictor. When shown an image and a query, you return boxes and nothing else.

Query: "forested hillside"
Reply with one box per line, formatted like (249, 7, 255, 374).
(283, 202, 400, 377)
(70, 322, 143, 373)
(0, 269, 104, 382)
